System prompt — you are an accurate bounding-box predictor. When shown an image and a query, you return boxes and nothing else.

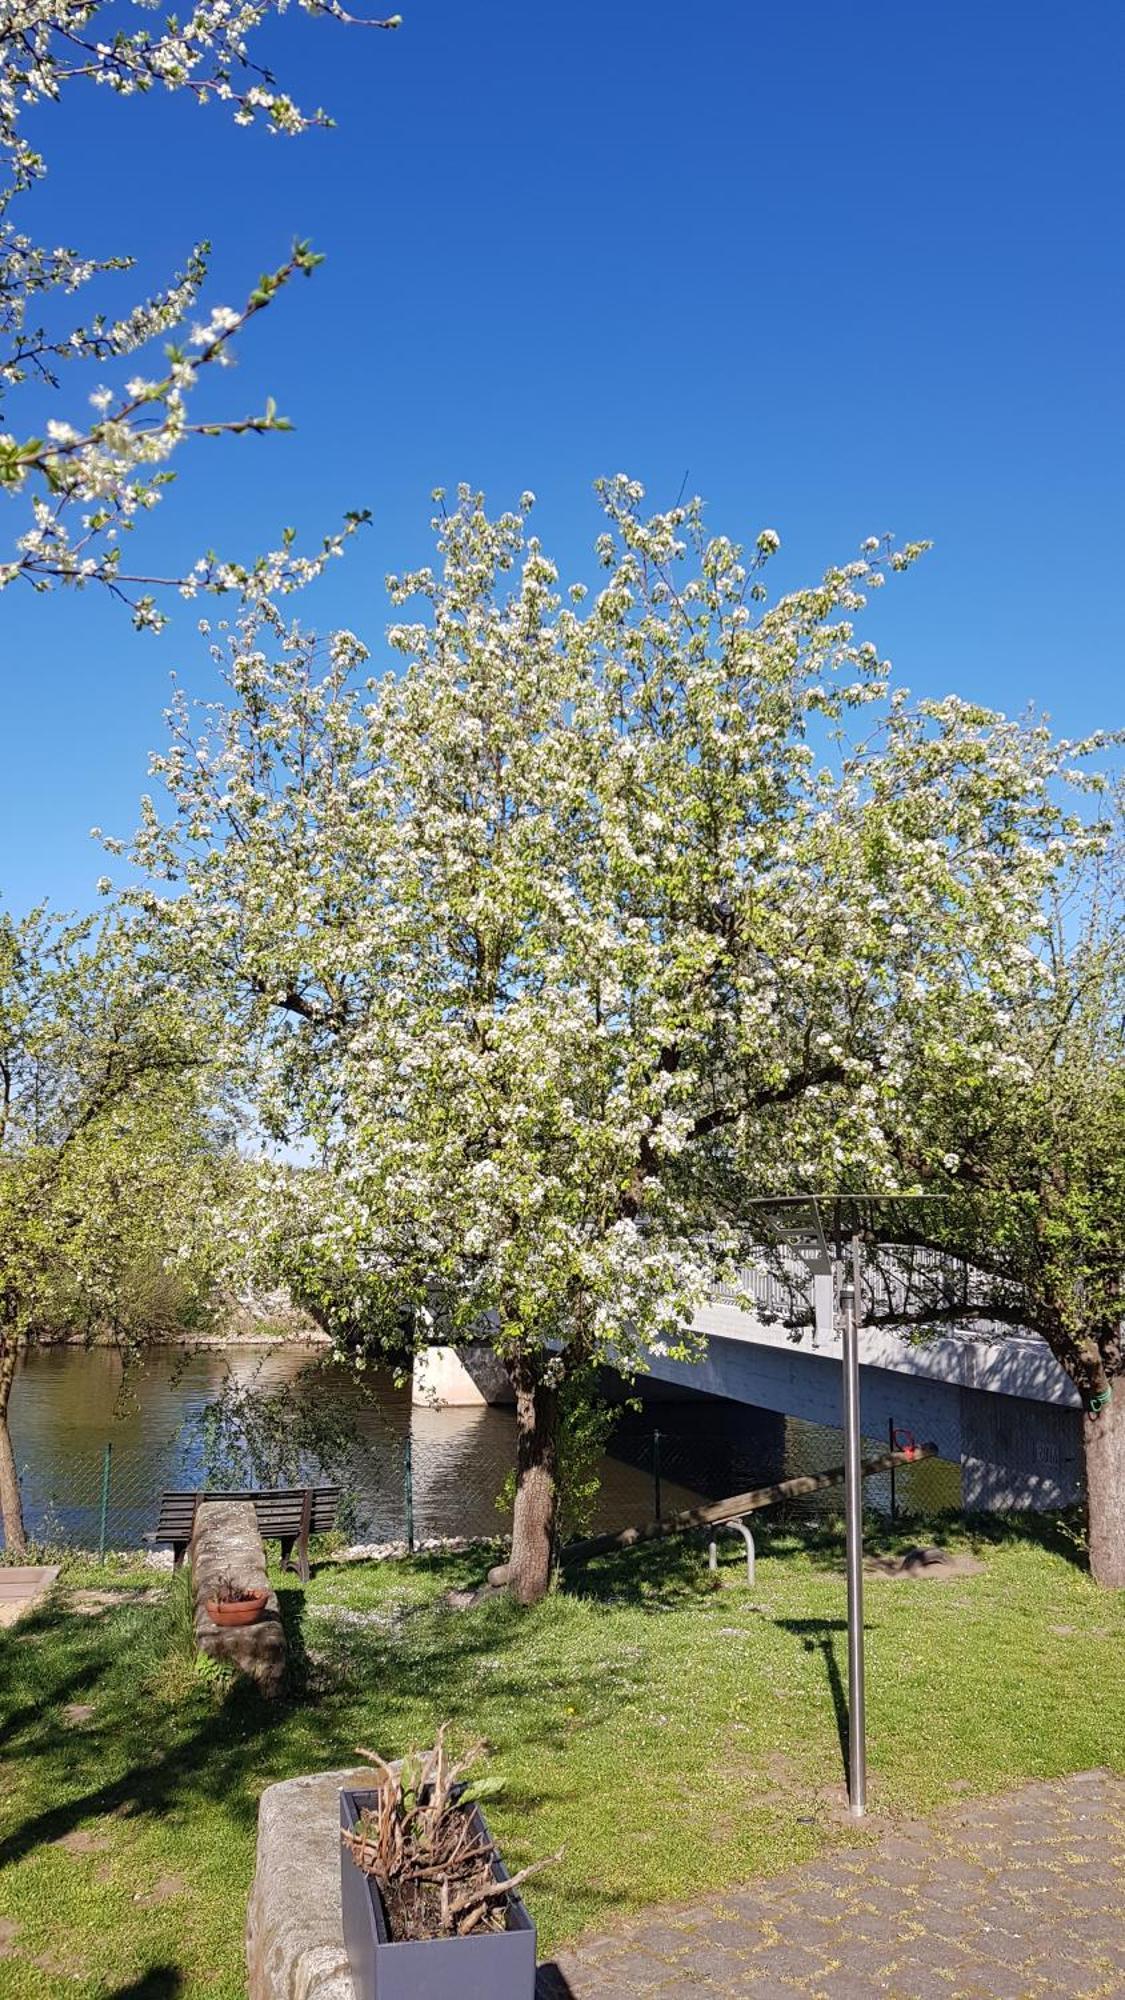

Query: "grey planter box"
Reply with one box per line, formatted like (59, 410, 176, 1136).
(339, 1788, 537, 2000)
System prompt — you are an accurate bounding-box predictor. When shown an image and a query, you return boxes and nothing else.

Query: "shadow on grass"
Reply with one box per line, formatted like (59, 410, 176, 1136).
(276, 1586, 309, 1692)
(0, 1646, 106, 1750)
(756, 1505, 1089, 1576)
(0, 1630, 283, 1869)
(953, 1507, 1089, 1571)
(524, 1502, 1090, 1615)
(774, 1616, 851, 1789)
(0, 1565, 611, 1872)
(561, 1531, 728, 1609)
(107, 1969, 183, 1999)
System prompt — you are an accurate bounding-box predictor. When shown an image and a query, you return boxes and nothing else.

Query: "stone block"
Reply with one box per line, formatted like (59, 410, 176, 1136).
(191, 1499, 286, 1697)
(246, 1765, 378, 2000)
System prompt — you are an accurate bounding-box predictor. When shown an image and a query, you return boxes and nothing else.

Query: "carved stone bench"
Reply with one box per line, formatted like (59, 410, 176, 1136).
(191, 1498, 287, 1697)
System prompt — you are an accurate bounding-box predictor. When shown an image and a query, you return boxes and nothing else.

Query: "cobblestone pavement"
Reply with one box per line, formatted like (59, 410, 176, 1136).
(537, 1770, 1125, 1999)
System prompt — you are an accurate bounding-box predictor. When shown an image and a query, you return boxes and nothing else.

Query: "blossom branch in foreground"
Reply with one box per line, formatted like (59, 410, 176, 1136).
(0, 2, 401, 628)
(1, 239, 370, 626)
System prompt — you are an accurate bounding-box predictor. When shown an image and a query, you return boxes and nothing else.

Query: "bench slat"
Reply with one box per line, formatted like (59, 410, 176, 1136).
(152, 1486, 341, 1545)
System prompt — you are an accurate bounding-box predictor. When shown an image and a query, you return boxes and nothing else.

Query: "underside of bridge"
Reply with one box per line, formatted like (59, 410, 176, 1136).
(623, 1333, 1084, 1514)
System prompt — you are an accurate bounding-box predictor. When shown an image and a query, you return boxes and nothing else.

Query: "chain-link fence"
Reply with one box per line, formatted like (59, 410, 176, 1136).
(603, 1401, 963, 1531)
(9, 1382, 966, 1557)
(12, 1424, 417, 1555)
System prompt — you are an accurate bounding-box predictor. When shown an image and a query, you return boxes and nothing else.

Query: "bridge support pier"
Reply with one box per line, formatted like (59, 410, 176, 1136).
(411, 1345, 515, 1408)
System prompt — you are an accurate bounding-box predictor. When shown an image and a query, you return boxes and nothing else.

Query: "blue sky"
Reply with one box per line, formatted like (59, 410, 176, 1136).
(3, 0, 1123, 914)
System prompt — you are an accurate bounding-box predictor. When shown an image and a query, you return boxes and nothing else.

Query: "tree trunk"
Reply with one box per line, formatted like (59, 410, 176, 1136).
(0, 1337, 27, 1556)
(506, 1357, 560, 1606)
(1084, 1385, 1125, 1588)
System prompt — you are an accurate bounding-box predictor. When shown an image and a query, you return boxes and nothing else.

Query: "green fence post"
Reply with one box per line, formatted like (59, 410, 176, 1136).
(888, 1418, 897, 1525)
(403, 1432, 414, 1553)
(98, 1442, 112, 1561)
(652, 1429, 662, 1523)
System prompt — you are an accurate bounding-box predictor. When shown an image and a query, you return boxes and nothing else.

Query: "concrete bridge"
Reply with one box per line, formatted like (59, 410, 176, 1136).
(414, 1275, 1085, 1512)
(644, 1289, 1084, 1511)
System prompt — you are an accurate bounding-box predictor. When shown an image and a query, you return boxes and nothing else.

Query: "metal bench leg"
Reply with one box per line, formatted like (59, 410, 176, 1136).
(173, 1541, 187, 1570)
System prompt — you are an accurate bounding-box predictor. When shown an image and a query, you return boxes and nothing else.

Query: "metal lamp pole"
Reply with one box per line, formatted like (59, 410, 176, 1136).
(839, 1237, 867, 1818)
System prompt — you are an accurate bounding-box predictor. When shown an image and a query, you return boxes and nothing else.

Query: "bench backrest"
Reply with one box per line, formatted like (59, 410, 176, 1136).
(155, 1486, 340, 1540)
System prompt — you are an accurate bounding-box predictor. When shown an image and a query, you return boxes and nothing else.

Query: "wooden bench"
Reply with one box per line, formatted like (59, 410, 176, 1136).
(151, 1486, 340, 1583)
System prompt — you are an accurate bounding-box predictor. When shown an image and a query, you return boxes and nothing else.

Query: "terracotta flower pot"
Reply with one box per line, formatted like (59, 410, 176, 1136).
(205, 1589, 269, 1627)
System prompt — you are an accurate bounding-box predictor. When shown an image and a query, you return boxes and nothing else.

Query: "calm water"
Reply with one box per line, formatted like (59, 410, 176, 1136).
(7, 1343, 960, 1550)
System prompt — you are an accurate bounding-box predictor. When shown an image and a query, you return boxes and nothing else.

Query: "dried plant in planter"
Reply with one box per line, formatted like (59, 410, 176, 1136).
(341, 1728, 559, 1942)
(212, 1574, 260, 1605)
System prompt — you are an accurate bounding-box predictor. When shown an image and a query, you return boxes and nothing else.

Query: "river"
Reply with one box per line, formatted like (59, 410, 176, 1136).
(6, 1343, 960, 1551)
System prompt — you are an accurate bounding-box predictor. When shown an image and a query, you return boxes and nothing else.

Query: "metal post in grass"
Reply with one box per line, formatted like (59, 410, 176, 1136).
(97, 1442, 112, 1560)
(888, 1417, 897, 1524)
(741, 1190, 954, 1825)
(839, 1239, 867, 1818)
(652, 1428, 662, 1523)
(403, 1431, 415, 1553)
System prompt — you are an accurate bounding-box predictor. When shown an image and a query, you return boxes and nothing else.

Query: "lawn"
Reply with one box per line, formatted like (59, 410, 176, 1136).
(1, 1514, 1122, 1998)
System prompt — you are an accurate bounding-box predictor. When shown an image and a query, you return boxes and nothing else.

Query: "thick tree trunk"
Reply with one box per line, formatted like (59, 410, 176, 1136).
(1084, 1386, 1125, 1588)
(0, 1338, 27, 1555)
(506, 1357, 560, 1607)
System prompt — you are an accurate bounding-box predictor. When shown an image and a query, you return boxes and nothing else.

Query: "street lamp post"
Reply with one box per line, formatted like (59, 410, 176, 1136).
(839, 1238, 867, 1818)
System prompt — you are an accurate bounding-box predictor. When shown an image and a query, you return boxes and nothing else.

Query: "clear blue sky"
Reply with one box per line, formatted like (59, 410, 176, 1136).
(3, 0, 1123, 914)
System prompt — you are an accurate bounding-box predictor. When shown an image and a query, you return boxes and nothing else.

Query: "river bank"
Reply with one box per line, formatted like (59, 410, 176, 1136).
(8, 1340, 960, 1555)
(37, 1329, 329, 1349)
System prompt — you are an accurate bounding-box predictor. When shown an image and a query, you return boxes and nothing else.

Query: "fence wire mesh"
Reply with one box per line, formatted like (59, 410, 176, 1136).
(605, 1400, 964, 1529)
(8, 1379, 966, 1557)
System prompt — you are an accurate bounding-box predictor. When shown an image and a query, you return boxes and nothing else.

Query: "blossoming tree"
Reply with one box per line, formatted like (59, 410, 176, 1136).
(123, 480, 1095, 1602)
(1, 1, 399, 627)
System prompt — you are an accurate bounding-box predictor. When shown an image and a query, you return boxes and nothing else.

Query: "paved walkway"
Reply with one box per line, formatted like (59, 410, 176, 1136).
(538, 1771, 1125, 1999)
(0, 1565, 59, 1629)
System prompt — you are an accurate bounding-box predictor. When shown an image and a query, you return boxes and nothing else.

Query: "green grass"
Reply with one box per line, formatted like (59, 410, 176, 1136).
(0, 1513, 1122, 1997)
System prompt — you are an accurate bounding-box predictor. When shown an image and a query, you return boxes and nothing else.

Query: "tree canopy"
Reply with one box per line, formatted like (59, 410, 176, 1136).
(0, 905, 228, 1548)
(122, 480, 1105, 1597)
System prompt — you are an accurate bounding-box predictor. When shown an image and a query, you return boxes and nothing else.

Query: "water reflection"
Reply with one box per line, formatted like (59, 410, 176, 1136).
(6, 1343, 960, 1550)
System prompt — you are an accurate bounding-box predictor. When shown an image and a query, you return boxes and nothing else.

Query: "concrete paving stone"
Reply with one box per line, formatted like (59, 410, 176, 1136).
(1084, 1940, 1125, 1970)
(910, 1914, 985, 1947)
(696, 1949, 791, 1988)
(1009, 1971, 1114, 2000)
(638, 1931, 717, 1964)
(829, 1944, 904, 1980)
(698, 1978, 801, 1999)
(704, 1916, 777, 1943)
(880, 1973, 960, 2000)
(953, 1968, 1052, 1999)
(813, 1983, 893, 2000)
(531, 1774, 1125, 2000)
(1032, 1960, 1112, 1992)
(1051, 1921, 1125, 1953)
(553, 1986, 639, 2000)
